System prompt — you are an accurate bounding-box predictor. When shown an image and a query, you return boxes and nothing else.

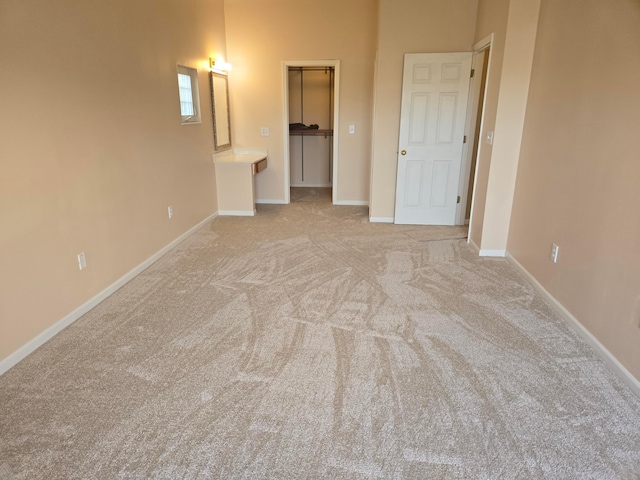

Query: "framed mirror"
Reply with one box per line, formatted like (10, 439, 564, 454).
(210, 72, 232, 151)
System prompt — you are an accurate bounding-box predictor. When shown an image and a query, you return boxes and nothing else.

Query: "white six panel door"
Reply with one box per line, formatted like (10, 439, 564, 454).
(394, 52, 472, 225)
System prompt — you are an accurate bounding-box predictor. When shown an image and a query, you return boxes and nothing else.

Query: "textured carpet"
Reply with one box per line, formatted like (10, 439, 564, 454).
(1, 188, 639, 479)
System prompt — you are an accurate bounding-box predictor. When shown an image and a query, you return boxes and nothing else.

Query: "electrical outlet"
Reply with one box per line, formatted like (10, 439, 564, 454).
(550, 243, 559, 263)
(261, 127, 270, 137)
(168, 206, 173, 219)
(349, 124, 355, 134)
(77, 252, 87, 270)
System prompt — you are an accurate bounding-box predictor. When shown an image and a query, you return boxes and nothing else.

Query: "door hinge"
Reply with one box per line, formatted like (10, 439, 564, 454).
(457, 196, 461, 204)
(470, 69, 475, 78)
(463, 135, 467, 144)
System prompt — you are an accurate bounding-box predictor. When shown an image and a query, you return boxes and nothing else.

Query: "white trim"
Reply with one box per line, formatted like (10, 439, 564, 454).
(0, 212, 219, 376)
(479, 249, 506, 257)
(282, 60, 341, 206)
(506, 253, 640, 397)
(467, 33, 494, 250)
(177, 65, 202, 124)
(217, 210, 255, 216)
(369, 217, 394, 224)
(468, 237, 480, 252)
(368, 51, 380, 211)
(473, 33, 493, 52)
(290, 183, 332, 188)
(334, 200, 369, 206)
(282, 64, 291, 205)
(456, 54, 475, 225)
(457, 48, 486, 226)
(255, 199, 287, 205)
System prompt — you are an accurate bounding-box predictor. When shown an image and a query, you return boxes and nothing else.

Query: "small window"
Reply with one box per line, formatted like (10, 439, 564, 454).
(177, 65, 201, 124)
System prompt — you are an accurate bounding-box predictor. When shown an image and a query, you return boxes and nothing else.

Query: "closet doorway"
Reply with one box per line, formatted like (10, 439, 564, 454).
(282, 60, 340, 204)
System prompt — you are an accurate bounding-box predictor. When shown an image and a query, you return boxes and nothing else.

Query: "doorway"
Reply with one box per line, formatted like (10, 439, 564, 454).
(465, 34, 494, 236)
(288, 66, 334, 190)
(282, 60, 340, 205)
(394, 52, 473, 225)
(392, 44, 492, 227)
(459, 45, 491, 226)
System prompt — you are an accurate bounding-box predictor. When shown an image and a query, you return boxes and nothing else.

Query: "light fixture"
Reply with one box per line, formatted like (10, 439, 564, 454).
(209, 58, 232, 74)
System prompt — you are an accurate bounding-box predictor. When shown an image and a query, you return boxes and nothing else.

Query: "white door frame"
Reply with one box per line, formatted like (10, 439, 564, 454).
(464, 34, 494, 233)
(456, 50, 484, 225)
(282, 60, 341, 204)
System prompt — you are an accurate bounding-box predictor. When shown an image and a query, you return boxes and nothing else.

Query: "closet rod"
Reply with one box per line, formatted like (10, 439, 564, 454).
(288, 67, 335, 72)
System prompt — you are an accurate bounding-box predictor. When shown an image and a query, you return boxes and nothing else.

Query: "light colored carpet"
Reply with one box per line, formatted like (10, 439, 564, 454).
(1, 188, 639, 479)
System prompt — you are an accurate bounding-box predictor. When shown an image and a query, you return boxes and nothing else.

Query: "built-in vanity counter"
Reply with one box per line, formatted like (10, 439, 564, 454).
(213, 148, 267, 216)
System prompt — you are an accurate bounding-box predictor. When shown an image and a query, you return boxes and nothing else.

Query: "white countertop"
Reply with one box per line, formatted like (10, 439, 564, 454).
(213, 148, 267, 165)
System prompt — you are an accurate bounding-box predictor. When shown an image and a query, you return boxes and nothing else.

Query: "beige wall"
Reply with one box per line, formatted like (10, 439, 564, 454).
(508, 0, 640, 379)
(223, 0, 377, 203)
(470, 0, 540, 252)
(0, 0, 226, 363)
(467, 0, 509, 245)
(368, 0, 479, 220)
(5, 0, 638, 385)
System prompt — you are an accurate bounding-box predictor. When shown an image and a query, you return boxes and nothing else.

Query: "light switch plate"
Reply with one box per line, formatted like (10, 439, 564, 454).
(77, 252, 87, 270)
(486, 130, 494, 145)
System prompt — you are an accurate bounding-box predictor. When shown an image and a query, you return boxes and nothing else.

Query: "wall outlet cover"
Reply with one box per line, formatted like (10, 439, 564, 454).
(77, 252, 87, 270)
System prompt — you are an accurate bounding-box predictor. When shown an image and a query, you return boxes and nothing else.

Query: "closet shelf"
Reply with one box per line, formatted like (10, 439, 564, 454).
(289, 129, 333, 137)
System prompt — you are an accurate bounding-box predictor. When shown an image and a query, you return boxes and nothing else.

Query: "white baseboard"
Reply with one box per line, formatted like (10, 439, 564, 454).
(255, 199, 287, 205)
(334, 200, 369, 206)
(506, 252, 640, 397)
(479, 249, 506, 257)
(370, 217, 394, 223)
(469, 240, 506, 258)
(218, 210, 255, 216)
(0, 212, 219, 376)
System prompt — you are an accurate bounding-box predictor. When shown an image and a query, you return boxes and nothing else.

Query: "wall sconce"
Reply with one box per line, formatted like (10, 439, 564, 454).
(209, 58, 232, 74)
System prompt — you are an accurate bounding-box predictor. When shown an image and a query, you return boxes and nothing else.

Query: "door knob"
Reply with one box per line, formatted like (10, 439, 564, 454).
(401, 150, 407, 155)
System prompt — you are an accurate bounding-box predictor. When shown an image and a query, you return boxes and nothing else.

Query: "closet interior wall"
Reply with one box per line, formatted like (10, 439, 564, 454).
(288, 67, 334, 188)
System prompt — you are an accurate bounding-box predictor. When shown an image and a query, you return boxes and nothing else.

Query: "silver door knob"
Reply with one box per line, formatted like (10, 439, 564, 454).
(401, 150, 407, 155)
